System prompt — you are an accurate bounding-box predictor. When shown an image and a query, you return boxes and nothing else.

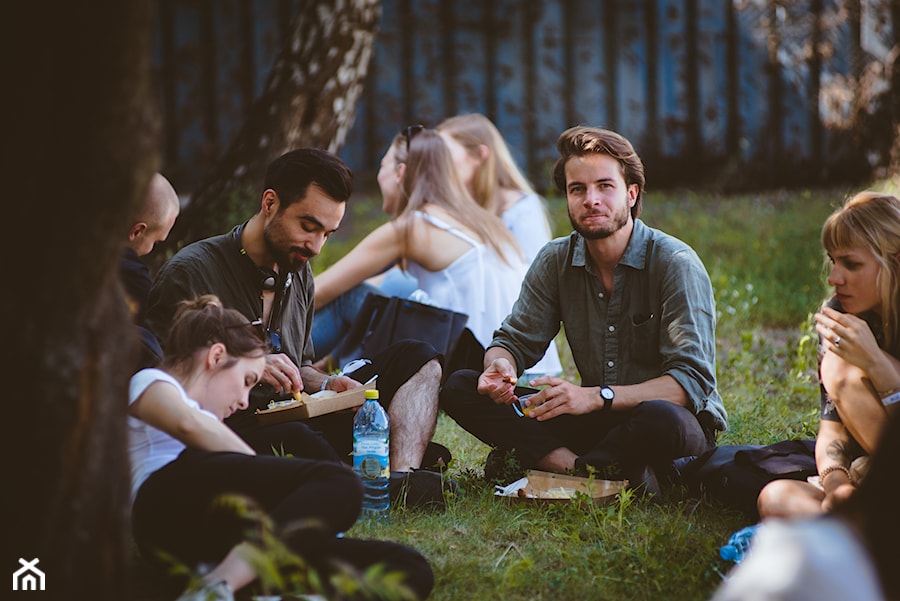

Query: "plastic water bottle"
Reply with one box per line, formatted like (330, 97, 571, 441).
(353, 389, 390, 521)
(719, 525, 758, 563)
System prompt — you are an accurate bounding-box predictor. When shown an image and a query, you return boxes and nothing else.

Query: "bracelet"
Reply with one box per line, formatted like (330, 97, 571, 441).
(321, 375, 335, 392)
(879, 383, 900, 397)
(879, 384, 900, 397)
(882, 390, 900, 407)
(819, 464, 854, 486)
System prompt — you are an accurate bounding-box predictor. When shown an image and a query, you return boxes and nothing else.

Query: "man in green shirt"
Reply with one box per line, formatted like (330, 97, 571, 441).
(440, 126, 727, 492)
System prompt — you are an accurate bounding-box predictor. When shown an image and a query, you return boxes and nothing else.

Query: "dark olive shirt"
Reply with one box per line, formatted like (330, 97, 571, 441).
(490, 219, 727, 431)
(145, 223, 316, 368)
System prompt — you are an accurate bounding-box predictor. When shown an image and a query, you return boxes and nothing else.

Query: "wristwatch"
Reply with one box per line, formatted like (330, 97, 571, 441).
(599, 386, 615, 411)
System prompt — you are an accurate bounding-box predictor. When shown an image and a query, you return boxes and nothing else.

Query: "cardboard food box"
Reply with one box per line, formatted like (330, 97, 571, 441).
(255, 384, 376, 423)
(494, 470, 627, 504)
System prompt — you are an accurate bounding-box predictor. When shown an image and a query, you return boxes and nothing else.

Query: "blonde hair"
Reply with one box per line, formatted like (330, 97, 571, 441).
(393, 128, 520, 264)
(436, 113, 536, 216)
(822, 191, 900, 355)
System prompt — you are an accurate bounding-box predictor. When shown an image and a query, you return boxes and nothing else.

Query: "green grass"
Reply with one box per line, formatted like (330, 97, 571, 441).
(307, 183, 889, 600)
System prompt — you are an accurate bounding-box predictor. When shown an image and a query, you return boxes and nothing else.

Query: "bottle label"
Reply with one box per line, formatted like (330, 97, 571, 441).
(354, 440, 389, 479)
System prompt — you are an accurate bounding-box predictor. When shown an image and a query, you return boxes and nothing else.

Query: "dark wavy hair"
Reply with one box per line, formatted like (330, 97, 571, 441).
(552, 126, 645, 219)
(262, 148, 353, 210)
(161, 295, 267, 372)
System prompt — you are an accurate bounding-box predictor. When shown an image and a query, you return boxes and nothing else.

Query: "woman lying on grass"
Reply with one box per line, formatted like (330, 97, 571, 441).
(128, 294, 433, 601)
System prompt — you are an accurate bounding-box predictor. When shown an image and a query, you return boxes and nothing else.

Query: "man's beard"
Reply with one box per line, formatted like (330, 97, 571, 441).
(263, 221, 313, 272)
(568, 205, 630, 240)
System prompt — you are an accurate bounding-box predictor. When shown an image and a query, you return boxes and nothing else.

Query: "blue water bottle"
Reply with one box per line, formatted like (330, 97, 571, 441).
(719, 525, 758, 563)
(353, 389, 390, 521)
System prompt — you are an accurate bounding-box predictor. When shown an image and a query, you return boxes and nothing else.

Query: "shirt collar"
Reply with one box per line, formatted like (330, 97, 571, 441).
(570, 219, 651, 270)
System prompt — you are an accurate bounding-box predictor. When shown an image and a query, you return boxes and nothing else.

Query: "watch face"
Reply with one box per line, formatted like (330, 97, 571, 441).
(601, 387, 614, 401)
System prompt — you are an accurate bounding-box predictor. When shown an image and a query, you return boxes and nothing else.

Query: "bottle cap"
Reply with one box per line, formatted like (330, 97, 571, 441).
(365, 389, 379, 400)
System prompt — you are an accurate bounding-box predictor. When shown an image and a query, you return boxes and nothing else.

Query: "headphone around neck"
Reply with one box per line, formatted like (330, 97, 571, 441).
(259, 267, 278, 290)
(232, 223, 292, 292)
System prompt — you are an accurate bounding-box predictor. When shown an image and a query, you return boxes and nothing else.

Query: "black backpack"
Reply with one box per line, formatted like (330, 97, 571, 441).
(674, 440, 817, 520)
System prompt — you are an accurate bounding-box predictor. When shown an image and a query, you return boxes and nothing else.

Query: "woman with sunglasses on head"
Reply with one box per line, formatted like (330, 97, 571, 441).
(313, 127, 527, 362)
(129, 295, 433, 601)
(756, 191, 900, 520)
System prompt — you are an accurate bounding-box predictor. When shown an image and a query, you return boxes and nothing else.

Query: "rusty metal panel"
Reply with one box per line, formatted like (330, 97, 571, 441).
(408, 0, 448, 123)
(491, 0, 532, 176)
(445, 0, 487, 116)
(778, 0, 817, 162)
(213, 0, 250, 154)
(566, 0, 609, 131)
(695, 0, 729, 157)
(531, 0, 569, 177)
(733, 1, 771, 168)
(616, 0, 651, 150)
(153, 0, 887, 192)
(656, 0, 690, 157)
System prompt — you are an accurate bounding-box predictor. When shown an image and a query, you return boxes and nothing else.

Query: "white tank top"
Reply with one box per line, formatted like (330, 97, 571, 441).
(406, 212, 562, 376)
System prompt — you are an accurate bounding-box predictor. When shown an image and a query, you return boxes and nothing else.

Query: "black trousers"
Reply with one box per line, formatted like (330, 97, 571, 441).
(132, 449, 434, 600)
(440, 369, 714, 477)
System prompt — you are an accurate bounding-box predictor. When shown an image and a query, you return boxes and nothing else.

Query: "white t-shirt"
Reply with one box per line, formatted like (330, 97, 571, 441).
(128, 368, 219, 502)
(712, 517, 884, 601)
(502, 193, 553, 266)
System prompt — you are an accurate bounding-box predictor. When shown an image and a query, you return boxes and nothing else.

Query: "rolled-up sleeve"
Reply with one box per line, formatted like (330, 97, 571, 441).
(657, 248, 719, 415)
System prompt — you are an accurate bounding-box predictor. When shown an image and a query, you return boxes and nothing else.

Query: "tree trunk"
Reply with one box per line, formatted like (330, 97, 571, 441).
(2, 1, 158, 599)
(164, 0, 382, 252)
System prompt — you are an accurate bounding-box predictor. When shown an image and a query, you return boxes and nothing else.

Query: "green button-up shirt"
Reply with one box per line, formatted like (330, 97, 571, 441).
(491, 219, 727, 431)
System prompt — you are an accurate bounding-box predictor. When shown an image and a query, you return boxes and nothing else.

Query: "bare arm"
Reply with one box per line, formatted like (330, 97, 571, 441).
(526, 373, 687, 421)
(476, 347, 520, 405)
(594, 375, 688, 409)
(299, 364, 361, 393)
(130, 381, 255, 455)
(817, 307, 900, 398)
(314, 222, 403, 308)
(814, 418, 857, 511)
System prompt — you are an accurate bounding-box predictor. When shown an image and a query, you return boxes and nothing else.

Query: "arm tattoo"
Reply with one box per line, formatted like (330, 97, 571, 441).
(825, 439, 853, 466)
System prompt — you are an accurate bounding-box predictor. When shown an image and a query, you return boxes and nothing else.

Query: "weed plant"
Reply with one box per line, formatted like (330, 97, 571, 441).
(302, 185, 867, 600)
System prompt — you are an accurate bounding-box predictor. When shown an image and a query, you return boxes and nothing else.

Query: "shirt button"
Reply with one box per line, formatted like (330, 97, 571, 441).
(598, 292, 605, 299)
(607, 361, 614, 368)
(608, 325, 615, 332)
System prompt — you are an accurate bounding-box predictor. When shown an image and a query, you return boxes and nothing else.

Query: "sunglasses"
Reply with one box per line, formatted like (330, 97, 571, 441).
(404, 124, 425, 149)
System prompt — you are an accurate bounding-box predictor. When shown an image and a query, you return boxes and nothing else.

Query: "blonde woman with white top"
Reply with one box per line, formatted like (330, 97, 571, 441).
(315, 127, 526, 353)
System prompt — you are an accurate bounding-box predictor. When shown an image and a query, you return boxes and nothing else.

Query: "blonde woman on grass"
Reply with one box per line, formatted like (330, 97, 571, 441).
(756, 191, 900, 520)
(313, 127, 533, 364)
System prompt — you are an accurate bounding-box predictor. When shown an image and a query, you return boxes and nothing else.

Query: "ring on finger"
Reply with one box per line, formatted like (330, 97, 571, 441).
(834, 336, 841, 347)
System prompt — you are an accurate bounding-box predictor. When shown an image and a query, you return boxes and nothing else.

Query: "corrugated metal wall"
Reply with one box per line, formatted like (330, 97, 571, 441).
(154, 0, 893, 194)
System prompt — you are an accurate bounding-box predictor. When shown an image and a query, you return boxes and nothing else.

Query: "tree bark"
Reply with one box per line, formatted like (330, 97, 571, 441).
(2, 1, 158, 599)
(163, 0, 382, 252)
